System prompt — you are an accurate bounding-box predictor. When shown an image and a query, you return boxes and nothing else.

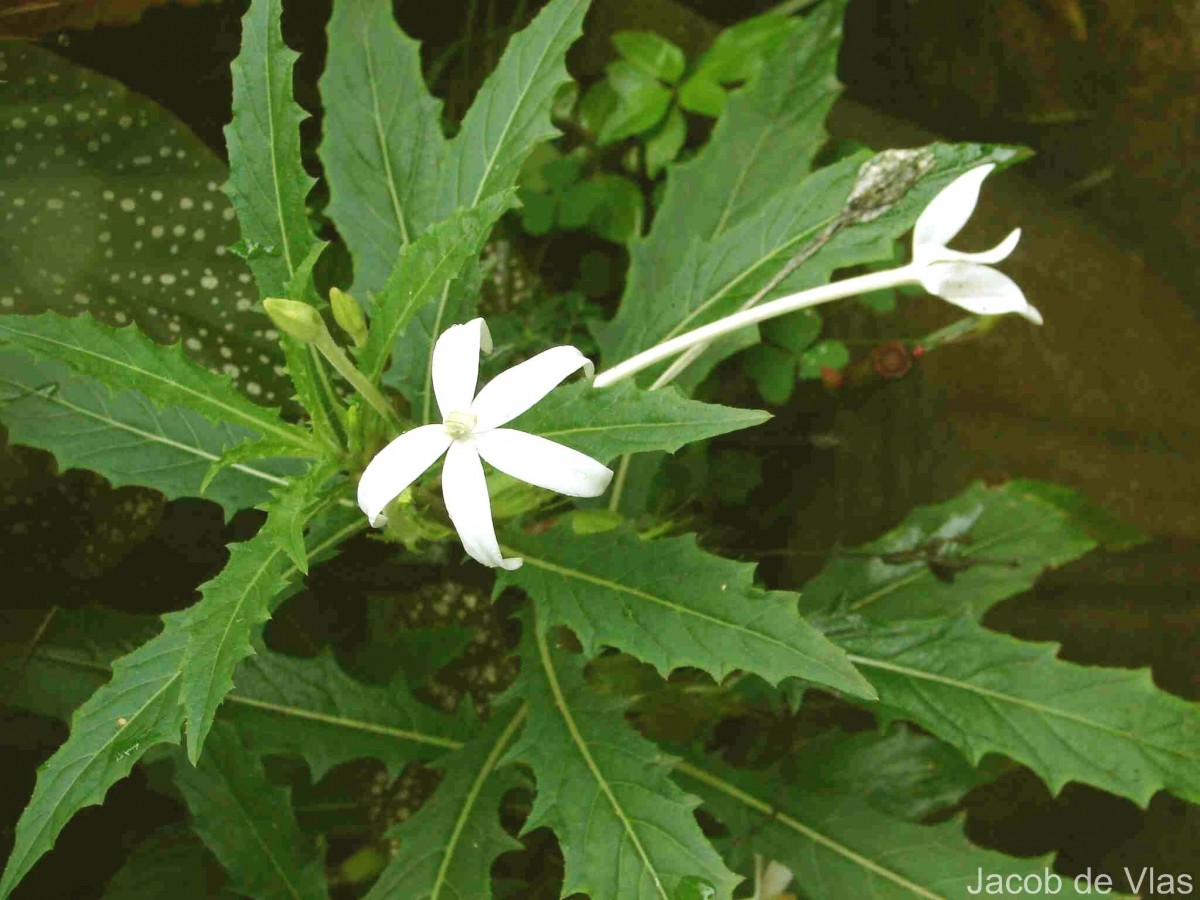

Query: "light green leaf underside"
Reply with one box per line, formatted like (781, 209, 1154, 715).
(503, 622, 741, 900)
(0, 43, 291, 403)
(677, 754, 1097, 900)
(836, 615, 1200, 806)
(800, 480, 1098, 622)
(0, 350, 289, 518)
(0, 511, 364, 898)
(436, 0, 591, 214)
(358, 193, 514, 384)
(500, 525, 875, 698)
(0, 312, 306, 447)
(366, 709, 525, 900)
(174, 721, 327, 900)
(319, 0, 447, 295)
(507, 379, 770, 461)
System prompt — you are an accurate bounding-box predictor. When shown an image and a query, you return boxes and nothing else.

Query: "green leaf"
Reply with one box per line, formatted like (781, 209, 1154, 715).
(585, 174, 645, 243)
(0, 350, 288, 517)
(0, 313, 307, 448)
(227, 648, 467, 780)
(0, 44, 291, 405)
(598, 61, 673, 144)
(800, 481, 1098, 621)
(606, 6, 841, 290)
(503, 621, 741, 900)
(787, 727, 983, 822)
(366, 709, 525, 900)
(835, 615, 1200, 805)
(507, 379, 770, 461)
(436, 0, 590, 213)
(383, 261, 484, 420)
(676, 74, 726, 118)
(0, 511, 369, 897)
(181, 499, 344, 763)
(742, 343, 795, 405)
(0, 611, 190, 900)
(764, 308, 821, 353)
(224, 0, 318, 299)
(612, 31, 686, 84)
(500, 525, 875, 698)
(1009, 479, 1148, 551)
(173, 721, 327, 900)
(260, 460, 341, 573)
(320, 0, 448, 295)
(645, 106, 687, 178)
(797, 338, 849, 379)
(600, 143, 1020, 388)
(102, 827, 216, 900)
(694, 12, 801, 84)
(359, 193, 513, 384)
(2, 604, 456, 787)
(676, 754, 1095, 900)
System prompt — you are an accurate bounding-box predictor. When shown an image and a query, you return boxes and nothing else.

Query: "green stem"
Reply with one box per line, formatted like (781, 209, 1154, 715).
(312, 332, 400, 429)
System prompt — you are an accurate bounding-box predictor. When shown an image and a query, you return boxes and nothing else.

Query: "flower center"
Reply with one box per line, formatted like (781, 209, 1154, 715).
(443, 410, 477, 440)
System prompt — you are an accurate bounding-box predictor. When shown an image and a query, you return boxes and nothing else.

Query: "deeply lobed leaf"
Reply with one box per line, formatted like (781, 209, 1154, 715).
(677, 752, 1096, 900)
(366, 710, 525, 900)
(503, 621, 741, 900)
(501, 525, 876, 698)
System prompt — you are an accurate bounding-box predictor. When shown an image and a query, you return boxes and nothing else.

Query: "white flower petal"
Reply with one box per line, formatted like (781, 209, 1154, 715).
(920, 261, 1043, 324)
(432, 318, 493, 419)
(913, 163, 995, 253)
(470, 345, 594, 431)
(441, 440, 522, 570)
(931, 227, 1021, 266)
(761, 861, 795, 899)
(475, 429, 613, 498)
(357, 424, 452, 527)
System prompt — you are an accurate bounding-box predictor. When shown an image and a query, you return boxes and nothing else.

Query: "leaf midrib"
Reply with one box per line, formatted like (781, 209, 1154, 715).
(429, 705, 526, 898)
(512, 549, 846, 682)
(845, 650, 1199, 765)
(0, 319, 305, 447)
(535, 625, 669, 899)
(0, 374, 290, 488)
(673, 759, 943, 899)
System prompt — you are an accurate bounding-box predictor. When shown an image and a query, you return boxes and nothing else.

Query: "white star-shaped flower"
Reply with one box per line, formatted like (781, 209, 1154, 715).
(912, 163, 1042, 325)
(357, 318, 613, 570)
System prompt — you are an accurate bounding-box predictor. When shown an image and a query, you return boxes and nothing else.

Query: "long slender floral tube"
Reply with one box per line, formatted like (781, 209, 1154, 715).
(593, 267, 916, 388)
(593, 163, 1042, 390)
